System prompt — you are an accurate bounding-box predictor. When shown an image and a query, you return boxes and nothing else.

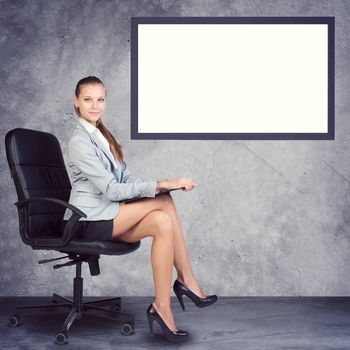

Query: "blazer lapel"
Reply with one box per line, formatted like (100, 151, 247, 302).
(75, 122, 118, 169)
(90, 132, 118, 169)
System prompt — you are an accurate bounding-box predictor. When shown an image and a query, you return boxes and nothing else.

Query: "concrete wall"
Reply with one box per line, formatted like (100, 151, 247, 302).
(1, 0, 350, 296)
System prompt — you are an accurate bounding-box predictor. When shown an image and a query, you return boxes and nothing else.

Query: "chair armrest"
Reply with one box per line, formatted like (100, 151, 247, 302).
(15, 197, 86, 218)
(15, 197, 86, 247)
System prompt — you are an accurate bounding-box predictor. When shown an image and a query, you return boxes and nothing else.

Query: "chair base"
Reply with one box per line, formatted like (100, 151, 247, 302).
(8, 293, 135, 344)
(8, 261, 135, 344)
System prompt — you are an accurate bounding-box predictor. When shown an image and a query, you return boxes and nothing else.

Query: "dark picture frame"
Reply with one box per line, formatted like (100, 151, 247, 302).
(131, 17, 335, 140)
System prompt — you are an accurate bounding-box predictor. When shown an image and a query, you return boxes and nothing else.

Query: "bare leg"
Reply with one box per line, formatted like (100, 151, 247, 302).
(113, 202, 177, 331)
(159, 196, 206, 298)
(112, 195, 205, 330)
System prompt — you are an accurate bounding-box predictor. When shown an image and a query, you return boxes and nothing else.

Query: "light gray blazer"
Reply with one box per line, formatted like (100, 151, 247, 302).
(63, 121, 157, 221)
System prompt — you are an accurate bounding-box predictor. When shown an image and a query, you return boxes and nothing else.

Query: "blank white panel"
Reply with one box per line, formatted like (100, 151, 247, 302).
(137, 24, 328, 134)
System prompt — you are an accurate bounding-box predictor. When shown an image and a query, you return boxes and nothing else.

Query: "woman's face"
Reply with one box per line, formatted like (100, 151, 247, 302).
(74, 84, 106, 126)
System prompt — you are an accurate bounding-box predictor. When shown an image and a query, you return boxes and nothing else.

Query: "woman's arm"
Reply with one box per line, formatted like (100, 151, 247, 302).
(69, 135, 157, 201)
(121, 166, 196, 193)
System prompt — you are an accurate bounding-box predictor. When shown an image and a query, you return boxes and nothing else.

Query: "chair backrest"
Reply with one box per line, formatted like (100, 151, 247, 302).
(5, 128, 71, 238)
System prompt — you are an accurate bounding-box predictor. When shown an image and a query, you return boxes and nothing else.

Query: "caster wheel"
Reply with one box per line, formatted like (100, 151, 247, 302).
(55, 331, 69, 345)
(110, 305, 121, 311)
(8, 314, 21, 327)
(121, 322, 134, 335)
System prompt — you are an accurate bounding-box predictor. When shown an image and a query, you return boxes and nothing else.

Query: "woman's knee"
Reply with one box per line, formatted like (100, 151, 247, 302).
(148, 210, 173, 238)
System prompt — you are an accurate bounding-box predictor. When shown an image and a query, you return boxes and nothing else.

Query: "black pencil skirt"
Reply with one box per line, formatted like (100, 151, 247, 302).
(63, 219, 114, 241)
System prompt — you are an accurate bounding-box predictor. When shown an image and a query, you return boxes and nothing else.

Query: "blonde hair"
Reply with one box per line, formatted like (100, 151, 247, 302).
(74, 76, 124, 163)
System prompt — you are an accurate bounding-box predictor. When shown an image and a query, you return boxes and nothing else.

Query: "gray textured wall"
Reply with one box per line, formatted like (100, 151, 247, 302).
(1, 0, 350, 297)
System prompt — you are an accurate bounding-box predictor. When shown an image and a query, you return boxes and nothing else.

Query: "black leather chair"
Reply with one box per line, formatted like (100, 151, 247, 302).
(5, 128, 141, 344)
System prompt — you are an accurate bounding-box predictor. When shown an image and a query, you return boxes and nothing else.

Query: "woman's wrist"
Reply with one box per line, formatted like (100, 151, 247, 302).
(156, 179, 168, 192)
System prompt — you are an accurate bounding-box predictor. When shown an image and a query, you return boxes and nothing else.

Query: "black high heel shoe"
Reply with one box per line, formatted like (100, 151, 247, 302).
(173, 279, 218, 311)
(146, 303, 189, 342)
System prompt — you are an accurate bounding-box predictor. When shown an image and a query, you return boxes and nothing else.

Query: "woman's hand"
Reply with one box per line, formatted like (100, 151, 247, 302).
(157, 178, 197, 192)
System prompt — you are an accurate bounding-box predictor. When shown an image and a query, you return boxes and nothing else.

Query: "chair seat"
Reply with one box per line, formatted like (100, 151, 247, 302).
(33, 239, 141, 255)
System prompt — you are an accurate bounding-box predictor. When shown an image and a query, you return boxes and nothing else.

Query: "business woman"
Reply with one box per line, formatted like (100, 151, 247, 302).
(63, 76, 217, 341)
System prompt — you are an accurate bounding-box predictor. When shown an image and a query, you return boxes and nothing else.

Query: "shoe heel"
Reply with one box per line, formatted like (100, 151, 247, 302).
(174, 290, 186, 311)
(147, 314, 154, 335)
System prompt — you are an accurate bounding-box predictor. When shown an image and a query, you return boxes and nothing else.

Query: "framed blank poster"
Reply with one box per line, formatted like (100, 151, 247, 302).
(131, 17, 334, 140)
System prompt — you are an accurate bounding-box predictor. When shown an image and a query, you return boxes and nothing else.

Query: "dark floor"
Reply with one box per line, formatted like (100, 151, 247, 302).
(1, 296, 350, 349)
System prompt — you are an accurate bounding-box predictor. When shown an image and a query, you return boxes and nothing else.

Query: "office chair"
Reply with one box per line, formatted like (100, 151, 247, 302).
(5, 128, 141, 344)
